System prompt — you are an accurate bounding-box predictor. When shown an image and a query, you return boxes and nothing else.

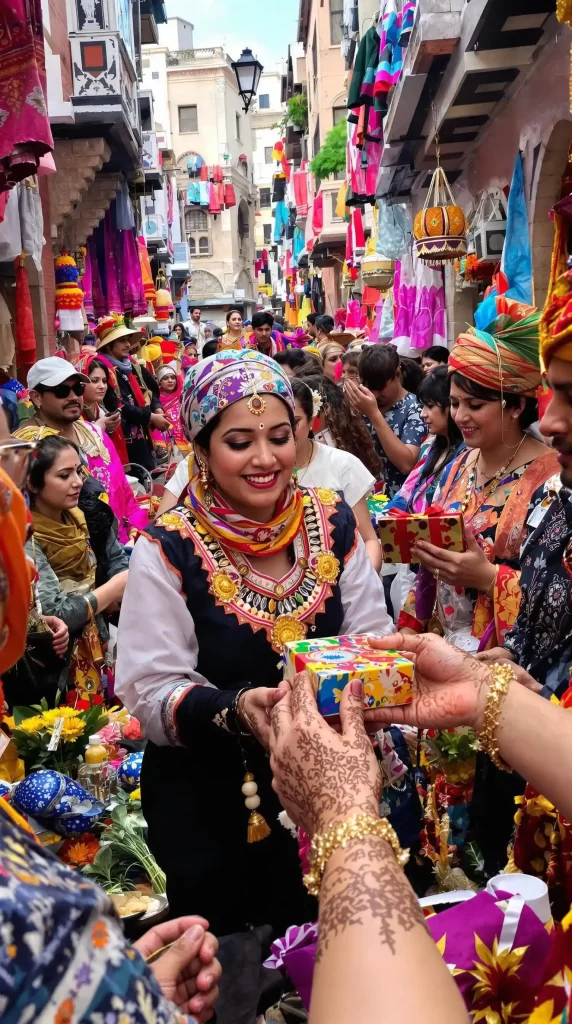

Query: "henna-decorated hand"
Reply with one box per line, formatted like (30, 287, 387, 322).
(237, 687, 283, 751)
(269, 672, 381, 836)
(363, 633, 491, 732)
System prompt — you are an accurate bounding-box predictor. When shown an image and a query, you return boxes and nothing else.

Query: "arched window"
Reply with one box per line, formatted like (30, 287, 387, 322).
(185, 208, 211, 257)
(237, 202, 249, 239)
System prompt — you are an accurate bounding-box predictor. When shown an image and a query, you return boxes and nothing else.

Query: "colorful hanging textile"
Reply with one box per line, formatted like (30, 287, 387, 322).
(0, 0, 53, 191)
(392, 251, 446, 355)
(373, 0, 403, 117)
(88, 235, 107, 319)
(137, 236, 155, 304)
(118, 229, 146, 316)
(293, 168, 308, 216)
(14, 256, 36, 371)
(103, 209, 121, 312)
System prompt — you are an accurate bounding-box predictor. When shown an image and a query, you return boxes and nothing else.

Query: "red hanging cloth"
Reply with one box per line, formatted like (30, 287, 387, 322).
(14, 256, 36, 375)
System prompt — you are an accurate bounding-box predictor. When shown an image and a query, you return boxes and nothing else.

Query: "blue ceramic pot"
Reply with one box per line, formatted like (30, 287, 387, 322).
(118, 752, 143, 791)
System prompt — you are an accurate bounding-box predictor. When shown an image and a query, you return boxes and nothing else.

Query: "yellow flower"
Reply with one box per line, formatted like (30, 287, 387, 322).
(3, 716, 15, 730)
(42, 707, 81, 726)
(61, 719, 85, 742)
(15, 715, 45, 735)
(129, 787, 141, 802)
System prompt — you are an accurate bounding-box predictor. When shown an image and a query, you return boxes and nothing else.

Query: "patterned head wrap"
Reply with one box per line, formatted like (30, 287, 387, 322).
(449, 296, 542, 396)
(181, 349, 295, 442)
(540, 267, 572, 367)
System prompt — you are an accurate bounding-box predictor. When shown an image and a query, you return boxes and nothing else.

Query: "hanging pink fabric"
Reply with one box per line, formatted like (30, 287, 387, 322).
(353, 208, 365, 248)
(119, 229, 146, 316)
(200, 164, 208, 181)
(224, 183, 236, 208)
(346, 299, 362, 329)
(82, 243, 94, 323)
(212, 165, 223, 183)
(392, 251, 446, 354)
(312, 193, 323, 235)
(103, 209, 121, 312)
(293, 169, 308, 216)
(88, 235, 107, 318)
(0, 0, 54, 191)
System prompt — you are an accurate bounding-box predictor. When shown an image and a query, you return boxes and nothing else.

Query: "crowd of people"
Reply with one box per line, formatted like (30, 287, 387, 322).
(2, 294, 572, 1023)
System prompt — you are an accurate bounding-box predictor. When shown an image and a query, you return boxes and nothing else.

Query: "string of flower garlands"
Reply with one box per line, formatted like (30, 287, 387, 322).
(54, 251, 84, 309)
(154, 270, 173, 322)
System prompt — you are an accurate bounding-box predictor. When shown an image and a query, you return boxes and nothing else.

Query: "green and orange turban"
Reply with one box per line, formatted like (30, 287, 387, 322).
(449, 295, 542, 396)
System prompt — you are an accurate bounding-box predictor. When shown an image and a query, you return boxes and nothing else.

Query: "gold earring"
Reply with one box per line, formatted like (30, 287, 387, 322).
(197, 456, 213, 509)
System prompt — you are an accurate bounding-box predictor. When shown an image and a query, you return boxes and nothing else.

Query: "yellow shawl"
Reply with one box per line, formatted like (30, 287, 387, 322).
(31, 507, 95, 586)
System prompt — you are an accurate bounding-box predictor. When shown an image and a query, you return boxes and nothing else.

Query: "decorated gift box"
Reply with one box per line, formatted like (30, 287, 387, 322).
(283, 634, 413, 717)
(377, 507, 466, 565)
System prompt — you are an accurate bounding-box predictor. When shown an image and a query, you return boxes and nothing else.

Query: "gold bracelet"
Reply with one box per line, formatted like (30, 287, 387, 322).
(303, 814, 409, 897)
(478, 662, 514, 772)
(484, 566, 498, 600)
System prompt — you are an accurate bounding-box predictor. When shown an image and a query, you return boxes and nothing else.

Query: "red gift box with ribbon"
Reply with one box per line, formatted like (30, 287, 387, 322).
(377, 506, 466, 565)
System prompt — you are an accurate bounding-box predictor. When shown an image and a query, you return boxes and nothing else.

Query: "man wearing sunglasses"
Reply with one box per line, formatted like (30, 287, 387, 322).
(14, 358, 149, 543)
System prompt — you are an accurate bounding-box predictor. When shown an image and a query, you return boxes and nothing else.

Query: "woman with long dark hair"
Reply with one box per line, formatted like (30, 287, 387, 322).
(291, 378, 381, 570)
(25, 435, 128, 700)
(386, 366, 464, 513)
(297, 373, 380, 478)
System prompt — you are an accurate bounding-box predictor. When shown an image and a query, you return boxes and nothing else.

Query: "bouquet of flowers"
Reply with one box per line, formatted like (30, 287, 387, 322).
(6, 699, 108, 777)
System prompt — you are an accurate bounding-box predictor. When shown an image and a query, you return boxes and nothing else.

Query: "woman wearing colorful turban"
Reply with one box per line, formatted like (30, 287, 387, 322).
(116, 349, 393, 1011)
(398, 297, 559, 874)
(398, 297, 558, 652)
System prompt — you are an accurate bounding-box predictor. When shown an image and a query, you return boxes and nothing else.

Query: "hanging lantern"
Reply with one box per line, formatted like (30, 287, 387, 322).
(361, 252, 395, 290)
(54, 251, 85, 330)
(154, 269, 171, 322)
(413, 166, 467, 263)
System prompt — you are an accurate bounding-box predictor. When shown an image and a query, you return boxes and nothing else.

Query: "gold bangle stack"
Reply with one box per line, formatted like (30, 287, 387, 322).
(478, 662, 514, 773)
(303, 813, 409, 897)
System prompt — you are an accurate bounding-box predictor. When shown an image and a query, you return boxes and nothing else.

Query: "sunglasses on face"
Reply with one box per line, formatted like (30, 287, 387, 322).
(37, 381, 86, 399)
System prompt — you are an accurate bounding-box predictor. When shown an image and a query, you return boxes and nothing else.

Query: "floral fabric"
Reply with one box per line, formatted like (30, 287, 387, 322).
(503, 477, 572, 696)
(0, 802, 192, 1023)
(181, 349, 294, 443)
(365, 391, 425, 498)
(398, 448, 560, 648)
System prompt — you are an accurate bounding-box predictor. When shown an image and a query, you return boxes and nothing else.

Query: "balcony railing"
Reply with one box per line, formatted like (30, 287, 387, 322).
(166, 48, 226, 66)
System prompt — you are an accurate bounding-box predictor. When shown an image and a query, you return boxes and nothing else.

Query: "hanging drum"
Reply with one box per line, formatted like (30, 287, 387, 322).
(413, 166, 467, 262)
(361, 252, 395, 290)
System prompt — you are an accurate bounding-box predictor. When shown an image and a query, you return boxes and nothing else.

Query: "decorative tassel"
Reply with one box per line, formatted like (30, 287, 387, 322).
(242, 772, 271, 843)
(248, 811, 271, 843)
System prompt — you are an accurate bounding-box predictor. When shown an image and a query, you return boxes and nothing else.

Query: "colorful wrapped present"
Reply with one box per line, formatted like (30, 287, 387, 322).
(283, 634, 414, 717)
(265, 887, 552, 1015)
(377, 506, 466, 565)
(427, 889, 551, 1019)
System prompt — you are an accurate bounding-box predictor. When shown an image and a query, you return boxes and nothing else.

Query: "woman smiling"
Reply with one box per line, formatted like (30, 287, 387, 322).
(398, 299, 558, 651)
(116, 351, 392, 1008)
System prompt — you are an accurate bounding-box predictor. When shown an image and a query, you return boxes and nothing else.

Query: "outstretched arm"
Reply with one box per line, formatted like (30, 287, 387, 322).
(269, 672, 468, 1024)
(367, 633, 572, 821)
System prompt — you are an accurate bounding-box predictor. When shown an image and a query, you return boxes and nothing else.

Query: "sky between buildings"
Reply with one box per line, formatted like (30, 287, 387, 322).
(166, 0, 299, 70)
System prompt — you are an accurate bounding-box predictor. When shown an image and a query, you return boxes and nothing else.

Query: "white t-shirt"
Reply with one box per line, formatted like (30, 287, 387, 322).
(165, 456, 192, 500)
(297, 442, 375, 509)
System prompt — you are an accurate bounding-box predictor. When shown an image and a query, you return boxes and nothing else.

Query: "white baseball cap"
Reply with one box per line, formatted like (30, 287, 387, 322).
(27, 357, 90, 392)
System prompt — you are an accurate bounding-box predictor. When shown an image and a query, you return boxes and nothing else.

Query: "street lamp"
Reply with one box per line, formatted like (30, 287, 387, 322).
(232, 48, 264, 113)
